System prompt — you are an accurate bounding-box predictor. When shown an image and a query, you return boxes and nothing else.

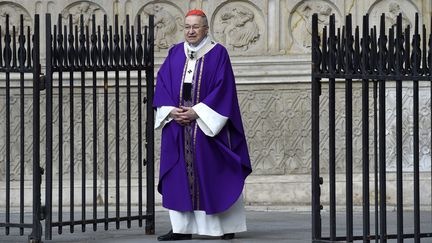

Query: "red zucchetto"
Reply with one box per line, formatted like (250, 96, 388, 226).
(185, 9, 206, 17)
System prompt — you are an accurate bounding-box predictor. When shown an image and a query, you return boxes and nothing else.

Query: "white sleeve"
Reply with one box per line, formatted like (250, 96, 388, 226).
(192, 103, 228, 137)
(155, 106, 176, 129)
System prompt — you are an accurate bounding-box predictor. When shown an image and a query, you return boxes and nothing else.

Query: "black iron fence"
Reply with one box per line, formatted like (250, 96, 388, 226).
(0, 13, 155, 243)
(312, 13, 432, 242)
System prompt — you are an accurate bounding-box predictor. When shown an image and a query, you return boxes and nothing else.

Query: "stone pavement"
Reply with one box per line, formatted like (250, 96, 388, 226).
(0, 210, 310, 243)
(1, 210, 432, 242)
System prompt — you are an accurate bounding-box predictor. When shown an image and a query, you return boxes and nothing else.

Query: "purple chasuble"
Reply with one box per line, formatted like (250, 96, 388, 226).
(153, 42, 252, 215)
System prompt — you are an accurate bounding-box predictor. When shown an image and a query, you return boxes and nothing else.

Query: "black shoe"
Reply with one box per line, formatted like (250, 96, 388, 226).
(221, 233, 235, 240)
(157, 230, 192, 241)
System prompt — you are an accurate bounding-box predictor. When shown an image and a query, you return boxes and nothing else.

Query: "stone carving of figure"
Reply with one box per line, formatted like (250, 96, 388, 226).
(152, 5, 179, 50)
(62, 2, 103, 27)
(296, 2, 334, 49)
(386, 2, 411, 30)
(217, 5, 260, 51)
(0, 3, 32, 36)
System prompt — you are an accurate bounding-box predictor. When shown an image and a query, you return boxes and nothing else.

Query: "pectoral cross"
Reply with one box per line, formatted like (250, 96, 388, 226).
(189, 51, 195, 59)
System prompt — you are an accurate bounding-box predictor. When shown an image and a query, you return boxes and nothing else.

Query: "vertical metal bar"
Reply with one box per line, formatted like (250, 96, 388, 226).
(145, 15, 155, 235)
(345, 14, 354, 242)
(45, 13, 53, 240)
(29, 14, 42, 243)
(131, 26, 135, 66)
(4, 14, 11, 236)
(144, 26, 148, 68)
(103, 14, 109, 231)
(18, 14, 26, 236)
(423, 17, 432, 241)
(374, 79, 379, 243)
(322, 26, 327, 75)
(328, 14, 336, 241)
(12, 26, 16, 68)
(109, 25, 113, 67)
(378, 13, 387, 243)
(413, 79, 421, 243)
(394, 14, 403, 243)
(91, 14, 98, 232)
(98, 24, 102, 66)
(121, 26, 125, 67)
(79, 14, 87, 233)
(371, 26, 379, 243)
(311, 13, 321, 241)
(412, 13, 421, 243)
(423, 18, 432, 243)
(27, 26, 31, 69)
(68, 14, 75, 233)
(361, 14, 370, 243)
(86, 23, 90, 67)
(0, 25, 2, 67)
(58, 19, 65, 235)
(136, 14, 143, 227)
(114, 14, 121, 230)
(125, 15, 132, 228)
(429, 15, 432, 240)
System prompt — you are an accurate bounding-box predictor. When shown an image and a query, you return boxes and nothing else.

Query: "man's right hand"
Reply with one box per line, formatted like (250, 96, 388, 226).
(170, 107, 190, 126)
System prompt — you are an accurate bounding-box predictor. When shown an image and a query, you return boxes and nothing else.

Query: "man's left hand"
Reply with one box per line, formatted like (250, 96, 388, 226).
(178, 106, 199, 124)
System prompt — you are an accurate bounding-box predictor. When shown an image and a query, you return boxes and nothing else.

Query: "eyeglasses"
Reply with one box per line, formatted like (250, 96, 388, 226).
(183, 25, 207, 31)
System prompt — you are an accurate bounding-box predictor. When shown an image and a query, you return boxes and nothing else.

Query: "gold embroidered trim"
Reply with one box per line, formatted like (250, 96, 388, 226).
(193, 55, 205, 146)
(178, 60, 188, 106)
(196, 55, 204, 104)
(193, 55, 205, 210)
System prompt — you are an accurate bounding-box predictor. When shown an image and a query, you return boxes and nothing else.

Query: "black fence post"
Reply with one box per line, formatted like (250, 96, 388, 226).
(311, 13, 322, 241)
(344, 14, 354, 242)
(145, 14, 155, 235)
(378, 13, 387, 243)
(328, 14, 336, 242)
(361, 13, 370, 243)
(28, 14, 42, 243)
(45, 13, 53, 241)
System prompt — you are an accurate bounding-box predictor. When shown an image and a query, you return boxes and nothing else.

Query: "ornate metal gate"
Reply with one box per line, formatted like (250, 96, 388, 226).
(312, 12, 432, 242)
(0, 13, 155, 243)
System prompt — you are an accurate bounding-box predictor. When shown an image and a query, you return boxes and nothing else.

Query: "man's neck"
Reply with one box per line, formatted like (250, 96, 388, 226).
(187, 35, 208, 50)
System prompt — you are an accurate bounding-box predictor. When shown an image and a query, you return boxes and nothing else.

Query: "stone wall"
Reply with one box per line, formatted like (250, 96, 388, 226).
(0, 0, 431, 210)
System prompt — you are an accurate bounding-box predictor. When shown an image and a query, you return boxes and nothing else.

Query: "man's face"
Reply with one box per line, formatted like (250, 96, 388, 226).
(184, 15, 208, 46)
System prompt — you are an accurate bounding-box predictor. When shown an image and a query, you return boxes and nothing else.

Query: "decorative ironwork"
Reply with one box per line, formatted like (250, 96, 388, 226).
(312, 12, 432, 242)
(0, 13, 155, 243)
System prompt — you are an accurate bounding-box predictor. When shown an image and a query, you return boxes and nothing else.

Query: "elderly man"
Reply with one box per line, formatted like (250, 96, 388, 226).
(153, 9, 252, 241)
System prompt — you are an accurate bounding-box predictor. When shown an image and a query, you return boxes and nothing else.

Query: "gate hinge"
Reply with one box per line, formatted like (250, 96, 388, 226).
(39, 205, 46, 220)
(39, 74, 46, 91)
(143, 97, 148, 104)
(143, 158, 147, 166)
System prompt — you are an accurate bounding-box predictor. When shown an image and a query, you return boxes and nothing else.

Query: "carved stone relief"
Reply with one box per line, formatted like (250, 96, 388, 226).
(61, 1, 106, 27)
(0, 91, 34, 180)
(211, 1, 264, 54)
(289, 0, 341, 52)
(317, 82, 432, 174)
(384, 87, 431, 171)
(368, 0, 417, 31)
(236, 85, 313, 174)
(138, 2, 184, 52)
(0, 2, 32, 36)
